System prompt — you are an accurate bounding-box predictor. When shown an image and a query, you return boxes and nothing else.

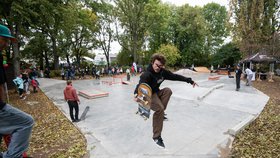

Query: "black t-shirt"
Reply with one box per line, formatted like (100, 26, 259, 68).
(0, 51, 7, 84)
(235, 69, 242, 78)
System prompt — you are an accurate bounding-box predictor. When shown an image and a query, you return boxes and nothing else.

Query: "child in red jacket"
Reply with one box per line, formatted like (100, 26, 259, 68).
(31, 78, 38, 93)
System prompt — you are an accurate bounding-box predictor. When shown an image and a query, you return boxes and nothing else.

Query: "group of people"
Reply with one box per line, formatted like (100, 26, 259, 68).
(0, 22, 257, 158)
(235, 65, 254, 91)
(12, 72, 39, 100)
(60, 65, 128, 81)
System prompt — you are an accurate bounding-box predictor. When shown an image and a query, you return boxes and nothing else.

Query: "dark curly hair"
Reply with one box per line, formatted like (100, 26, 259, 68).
(151, 53, 166, 65)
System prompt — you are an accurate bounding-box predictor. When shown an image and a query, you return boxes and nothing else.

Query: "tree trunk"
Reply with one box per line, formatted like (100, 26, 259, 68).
(39, 51, 44, 70)
(106, 52, 110, 68)
(51, 36, 59, 70)
(76, 53, 81, 67)
(44, 51, 50, 69)
(132, 32, 138, 62)
(66, 54, 70, 66)
(11, 24, 20, 77)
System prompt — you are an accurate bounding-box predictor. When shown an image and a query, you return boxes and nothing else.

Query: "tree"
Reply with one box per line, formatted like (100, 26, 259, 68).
(212, 42, 242, 66)
(230, 0, 279, 56)
(93, 1, 115, 67)
(202, 3, 229, 55)
(70, 8, 98, 67)
(157, 44, 181, 66)
(114, 0, 161, 63)
(116, 48, 133, 66)
(146, 3, 173, 52)
(21, 32, 50, 70)
(0, 0, 35, 75)
(174, 5, 208, 66)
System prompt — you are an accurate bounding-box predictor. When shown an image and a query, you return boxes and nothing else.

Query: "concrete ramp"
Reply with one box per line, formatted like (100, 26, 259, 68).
(37, 76, 269, 158)
(194, 67, 210, 73)
(203, 90, 269, 115)
(175, 69, 197, 75)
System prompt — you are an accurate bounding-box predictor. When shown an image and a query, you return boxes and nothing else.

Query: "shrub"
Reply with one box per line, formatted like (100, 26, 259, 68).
(50, 70, 61, 78)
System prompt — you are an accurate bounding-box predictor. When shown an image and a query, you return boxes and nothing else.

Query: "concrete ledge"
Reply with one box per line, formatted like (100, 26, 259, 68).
(208, 76, 220, 81)
(197, 84, 224, 101)
(227, 115, 256, 136)
(79, 89, 109, 99)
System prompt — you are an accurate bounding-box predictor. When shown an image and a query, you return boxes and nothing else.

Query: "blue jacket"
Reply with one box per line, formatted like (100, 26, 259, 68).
(13, 77, 24, 89)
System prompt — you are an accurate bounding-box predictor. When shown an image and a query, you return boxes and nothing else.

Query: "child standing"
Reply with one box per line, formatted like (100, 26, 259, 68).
(13, 74, 26, 100)
(126, 68, 131, 81)
(31, 77, 38, 93)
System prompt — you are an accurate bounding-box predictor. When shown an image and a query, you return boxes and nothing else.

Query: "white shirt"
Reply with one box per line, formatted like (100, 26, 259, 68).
(245, 68, 253, 75)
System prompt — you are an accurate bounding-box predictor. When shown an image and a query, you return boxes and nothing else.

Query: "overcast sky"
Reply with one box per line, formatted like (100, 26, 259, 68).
(161, 0, 229, 9)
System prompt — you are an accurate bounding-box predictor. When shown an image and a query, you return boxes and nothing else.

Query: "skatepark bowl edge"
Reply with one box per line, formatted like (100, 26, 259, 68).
(37, 72, 269, 158)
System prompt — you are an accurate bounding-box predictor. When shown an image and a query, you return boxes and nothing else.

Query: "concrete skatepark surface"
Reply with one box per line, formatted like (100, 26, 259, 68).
(37, 73, 269, 158)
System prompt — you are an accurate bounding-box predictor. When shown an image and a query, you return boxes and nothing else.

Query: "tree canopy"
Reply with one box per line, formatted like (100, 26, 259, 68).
(0, 0, 279, 75)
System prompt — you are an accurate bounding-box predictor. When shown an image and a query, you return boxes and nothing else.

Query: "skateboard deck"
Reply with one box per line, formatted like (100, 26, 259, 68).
(80, 106, 90, 121)
(136, 83, 152, 120)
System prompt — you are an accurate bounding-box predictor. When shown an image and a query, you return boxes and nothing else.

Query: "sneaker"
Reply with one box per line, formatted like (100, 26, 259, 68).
(153, 136, 165, 148)
(72, 119, 80, 122)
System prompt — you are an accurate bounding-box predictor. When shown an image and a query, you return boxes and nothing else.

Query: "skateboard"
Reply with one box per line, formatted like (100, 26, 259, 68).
(80, 106, 90, 121)
(2, 135, 29, 157)
(135, 83, 152, 120)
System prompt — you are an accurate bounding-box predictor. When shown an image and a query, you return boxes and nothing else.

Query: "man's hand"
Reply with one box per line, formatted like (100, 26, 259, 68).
(192, 82, 198, 88)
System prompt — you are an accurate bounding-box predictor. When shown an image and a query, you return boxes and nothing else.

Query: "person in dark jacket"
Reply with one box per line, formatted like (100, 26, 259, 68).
(0, 24, 34, 158)
(133, 53, 198, 148)
(235, 64, 242, 91)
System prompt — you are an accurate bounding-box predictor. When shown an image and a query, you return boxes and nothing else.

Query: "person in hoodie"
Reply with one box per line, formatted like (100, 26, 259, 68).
(64, 80, 80, 122)
(134, 53, 198, 148)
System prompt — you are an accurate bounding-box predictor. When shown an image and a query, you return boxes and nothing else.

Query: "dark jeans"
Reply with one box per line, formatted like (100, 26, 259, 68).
(67, 101, 79, 121)
(19, 88, 24, 96)
(236, 77, 241, 89)
(0, 103, 34, 158)
(33, 86, 37, 93)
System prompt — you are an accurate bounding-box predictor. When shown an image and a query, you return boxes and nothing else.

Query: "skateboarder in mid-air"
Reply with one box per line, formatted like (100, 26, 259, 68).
(134, 53, 198, 148)
(64, 80, 80, 122)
